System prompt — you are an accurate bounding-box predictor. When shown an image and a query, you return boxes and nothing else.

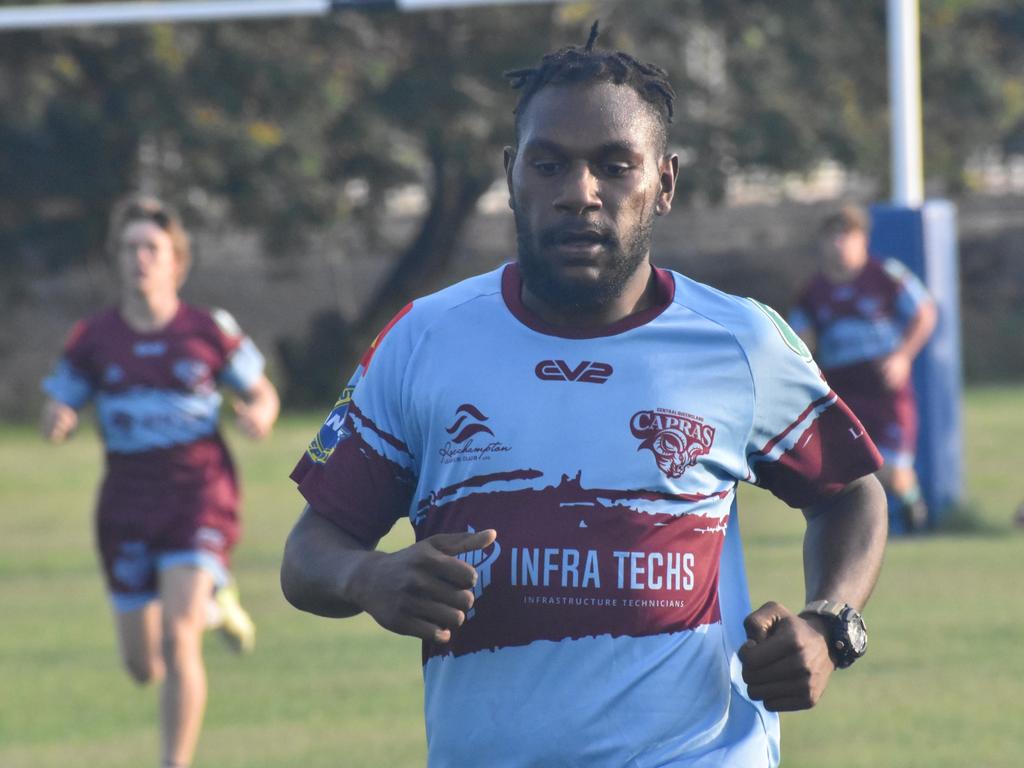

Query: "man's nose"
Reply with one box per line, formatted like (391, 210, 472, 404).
(553, 163, 601, 215)
(123, 245, 153, 266)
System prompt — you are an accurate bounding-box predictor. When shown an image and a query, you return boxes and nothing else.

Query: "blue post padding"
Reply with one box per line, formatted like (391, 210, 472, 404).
(868, 201, 964, 526)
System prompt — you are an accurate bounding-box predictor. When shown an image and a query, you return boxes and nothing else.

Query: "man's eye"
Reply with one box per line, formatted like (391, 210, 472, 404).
(533, 162, 561, 175)
(604, 164, 632, 177)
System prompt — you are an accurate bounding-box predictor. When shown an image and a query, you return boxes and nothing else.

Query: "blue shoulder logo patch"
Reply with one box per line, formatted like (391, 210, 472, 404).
(748, 299, 814, 361)
(307, 385, 357, 464)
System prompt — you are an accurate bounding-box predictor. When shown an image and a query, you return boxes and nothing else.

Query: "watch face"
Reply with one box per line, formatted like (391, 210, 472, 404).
(842, 609, 868, 655)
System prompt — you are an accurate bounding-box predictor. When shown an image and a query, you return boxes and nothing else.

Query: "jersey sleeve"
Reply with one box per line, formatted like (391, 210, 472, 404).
(41, 320, 95, 409)
(210, 308, 265, 393)
(742, 300, 883, 508)
(290, 303, 417, 545)
(883, 259, 931, 323)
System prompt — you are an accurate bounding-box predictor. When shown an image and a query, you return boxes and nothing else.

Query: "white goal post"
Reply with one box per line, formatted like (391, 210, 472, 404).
(0, 0, 557, 31)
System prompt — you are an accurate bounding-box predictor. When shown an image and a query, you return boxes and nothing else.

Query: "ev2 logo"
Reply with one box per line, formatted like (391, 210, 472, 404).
(535, 359, 614, 384)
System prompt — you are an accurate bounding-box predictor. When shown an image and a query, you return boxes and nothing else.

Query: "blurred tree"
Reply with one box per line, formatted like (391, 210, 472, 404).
(602, 0, 1024, 199)
(0, 4, 556, 407)
(3, 0, 1024, 401)
(276, 6, 560, 403)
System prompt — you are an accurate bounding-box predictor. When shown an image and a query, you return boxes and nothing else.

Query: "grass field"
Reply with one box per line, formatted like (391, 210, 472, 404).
(1, 386, 1022, 767)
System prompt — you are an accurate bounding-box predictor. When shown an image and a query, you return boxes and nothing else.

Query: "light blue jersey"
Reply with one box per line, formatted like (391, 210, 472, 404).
(294, 264, 881, 767)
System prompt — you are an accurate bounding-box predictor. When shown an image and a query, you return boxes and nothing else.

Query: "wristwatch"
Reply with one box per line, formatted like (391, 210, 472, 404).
(798, 600, 868, 669)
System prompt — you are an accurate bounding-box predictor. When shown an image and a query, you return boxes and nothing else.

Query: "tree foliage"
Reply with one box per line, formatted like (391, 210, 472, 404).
(3, 0, 1024, 400)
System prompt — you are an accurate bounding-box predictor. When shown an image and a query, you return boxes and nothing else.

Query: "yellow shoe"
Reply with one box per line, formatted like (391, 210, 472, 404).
(214, 583, 255, 654)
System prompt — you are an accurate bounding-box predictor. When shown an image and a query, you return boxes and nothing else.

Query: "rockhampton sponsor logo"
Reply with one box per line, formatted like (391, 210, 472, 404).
(456, 526, 501, 620)
(439, 403, 512, 465)
(631, 408, 716, 479)
(534, 359, 614, 383)
(444, 403, 493, 442)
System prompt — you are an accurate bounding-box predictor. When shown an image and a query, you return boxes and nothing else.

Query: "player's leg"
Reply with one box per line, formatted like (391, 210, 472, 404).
(114, 600, 165, 685)
(189, 520, 255, 653)
(876, 461, 926, 532)
(157, 564, 214, 768)
(849, 385, 925, 532)
(885, 389, 927, 531)
(211, 576, 255, 653)
(100, 529, 164, 684)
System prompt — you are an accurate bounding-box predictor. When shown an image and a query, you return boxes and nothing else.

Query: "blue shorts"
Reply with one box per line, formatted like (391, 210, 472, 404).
(107, 547, 229, 614)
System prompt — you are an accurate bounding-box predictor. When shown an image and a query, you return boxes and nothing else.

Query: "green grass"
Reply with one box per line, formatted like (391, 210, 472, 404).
(1, 386, 1022, 767)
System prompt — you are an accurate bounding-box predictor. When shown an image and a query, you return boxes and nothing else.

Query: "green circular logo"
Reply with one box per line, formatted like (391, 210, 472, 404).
(749, 299, 813, 361)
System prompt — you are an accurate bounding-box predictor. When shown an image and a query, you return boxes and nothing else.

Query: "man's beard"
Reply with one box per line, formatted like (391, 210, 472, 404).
(514, 210, 655, 313)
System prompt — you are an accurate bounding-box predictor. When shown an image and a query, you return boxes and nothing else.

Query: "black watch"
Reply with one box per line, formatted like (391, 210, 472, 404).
(798, 600, 868, 669)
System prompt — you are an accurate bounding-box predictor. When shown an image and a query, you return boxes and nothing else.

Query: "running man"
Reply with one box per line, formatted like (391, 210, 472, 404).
(282, 25, 887, 767)
(41, 195, 280, 768)
(789, 205, 937, 532)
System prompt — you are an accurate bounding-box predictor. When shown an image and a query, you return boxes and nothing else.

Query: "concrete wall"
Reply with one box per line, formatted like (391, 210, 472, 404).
(4, 195, 1022, 420)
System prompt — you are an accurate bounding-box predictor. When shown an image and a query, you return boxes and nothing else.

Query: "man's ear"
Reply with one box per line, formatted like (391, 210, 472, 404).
(504, 146, 517, 211)
(656, 153, 679, 216)
(505, 145, 520, 211)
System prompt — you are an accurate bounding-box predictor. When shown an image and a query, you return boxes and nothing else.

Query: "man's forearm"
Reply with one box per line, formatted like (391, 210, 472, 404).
(802, 474, 888, 610)
(280, 505, 380, 619)
(898, 301, 937, 361)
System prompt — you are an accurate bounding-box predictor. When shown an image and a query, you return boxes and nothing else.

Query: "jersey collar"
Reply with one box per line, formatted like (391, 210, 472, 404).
(501, 262, 675, 339)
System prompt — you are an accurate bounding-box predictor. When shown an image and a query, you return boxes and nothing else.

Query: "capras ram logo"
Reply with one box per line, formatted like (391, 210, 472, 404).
(535, 360, 614, 384)
(631, 408, 716, 479)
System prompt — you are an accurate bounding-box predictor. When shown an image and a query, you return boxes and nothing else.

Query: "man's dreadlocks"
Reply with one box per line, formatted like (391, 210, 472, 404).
(504, 21, 676, 150)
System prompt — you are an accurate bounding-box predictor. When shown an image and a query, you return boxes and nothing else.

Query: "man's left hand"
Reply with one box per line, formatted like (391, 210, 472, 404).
(879, 350, 912, 390)
(234, 398, 274, 439)
(233, 375, 280, 440)
(738, 601, 835, 712)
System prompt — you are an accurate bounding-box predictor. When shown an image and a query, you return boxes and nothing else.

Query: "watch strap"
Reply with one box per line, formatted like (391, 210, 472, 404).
(799, 599, 845, 619)
(799, 600, 866, 669)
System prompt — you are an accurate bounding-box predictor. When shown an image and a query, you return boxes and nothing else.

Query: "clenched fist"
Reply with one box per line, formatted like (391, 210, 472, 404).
(353, 529, 498, 644)
(738, 601, 835, 712)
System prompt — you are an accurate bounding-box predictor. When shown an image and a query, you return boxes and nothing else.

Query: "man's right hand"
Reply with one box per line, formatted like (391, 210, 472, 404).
(41, 399, 78, 443)
(353, 529, 497, 644)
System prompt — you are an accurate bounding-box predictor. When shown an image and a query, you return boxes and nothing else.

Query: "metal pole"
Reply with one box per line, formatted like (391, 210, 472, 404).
(0, 0, 554, 31)
(0, 1, 333, 29)
(887, 0, 924, 206)
(399, 0, 552, 7)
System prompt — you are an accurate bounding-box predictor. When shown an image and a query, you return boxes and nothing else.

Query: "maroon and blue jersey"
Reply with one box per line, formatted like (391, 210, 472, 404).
(788, 258, 930, 371)
(43, 303, 264, 531)
(293, 264, 881, 766)
(789, 258, 930, 464)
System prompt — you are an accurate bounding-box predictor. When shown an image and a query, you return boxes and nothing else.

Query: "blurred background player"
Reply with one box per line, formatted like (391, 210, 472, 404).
(40, 195, 280, 768)
(789, 205, 937, 532)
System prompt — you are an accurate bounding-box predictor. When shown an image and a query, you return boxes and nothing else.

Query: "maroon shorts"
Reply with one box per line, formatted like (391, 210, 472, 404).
(96, 450, 241, 612)
(824, 362, 918, 468)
